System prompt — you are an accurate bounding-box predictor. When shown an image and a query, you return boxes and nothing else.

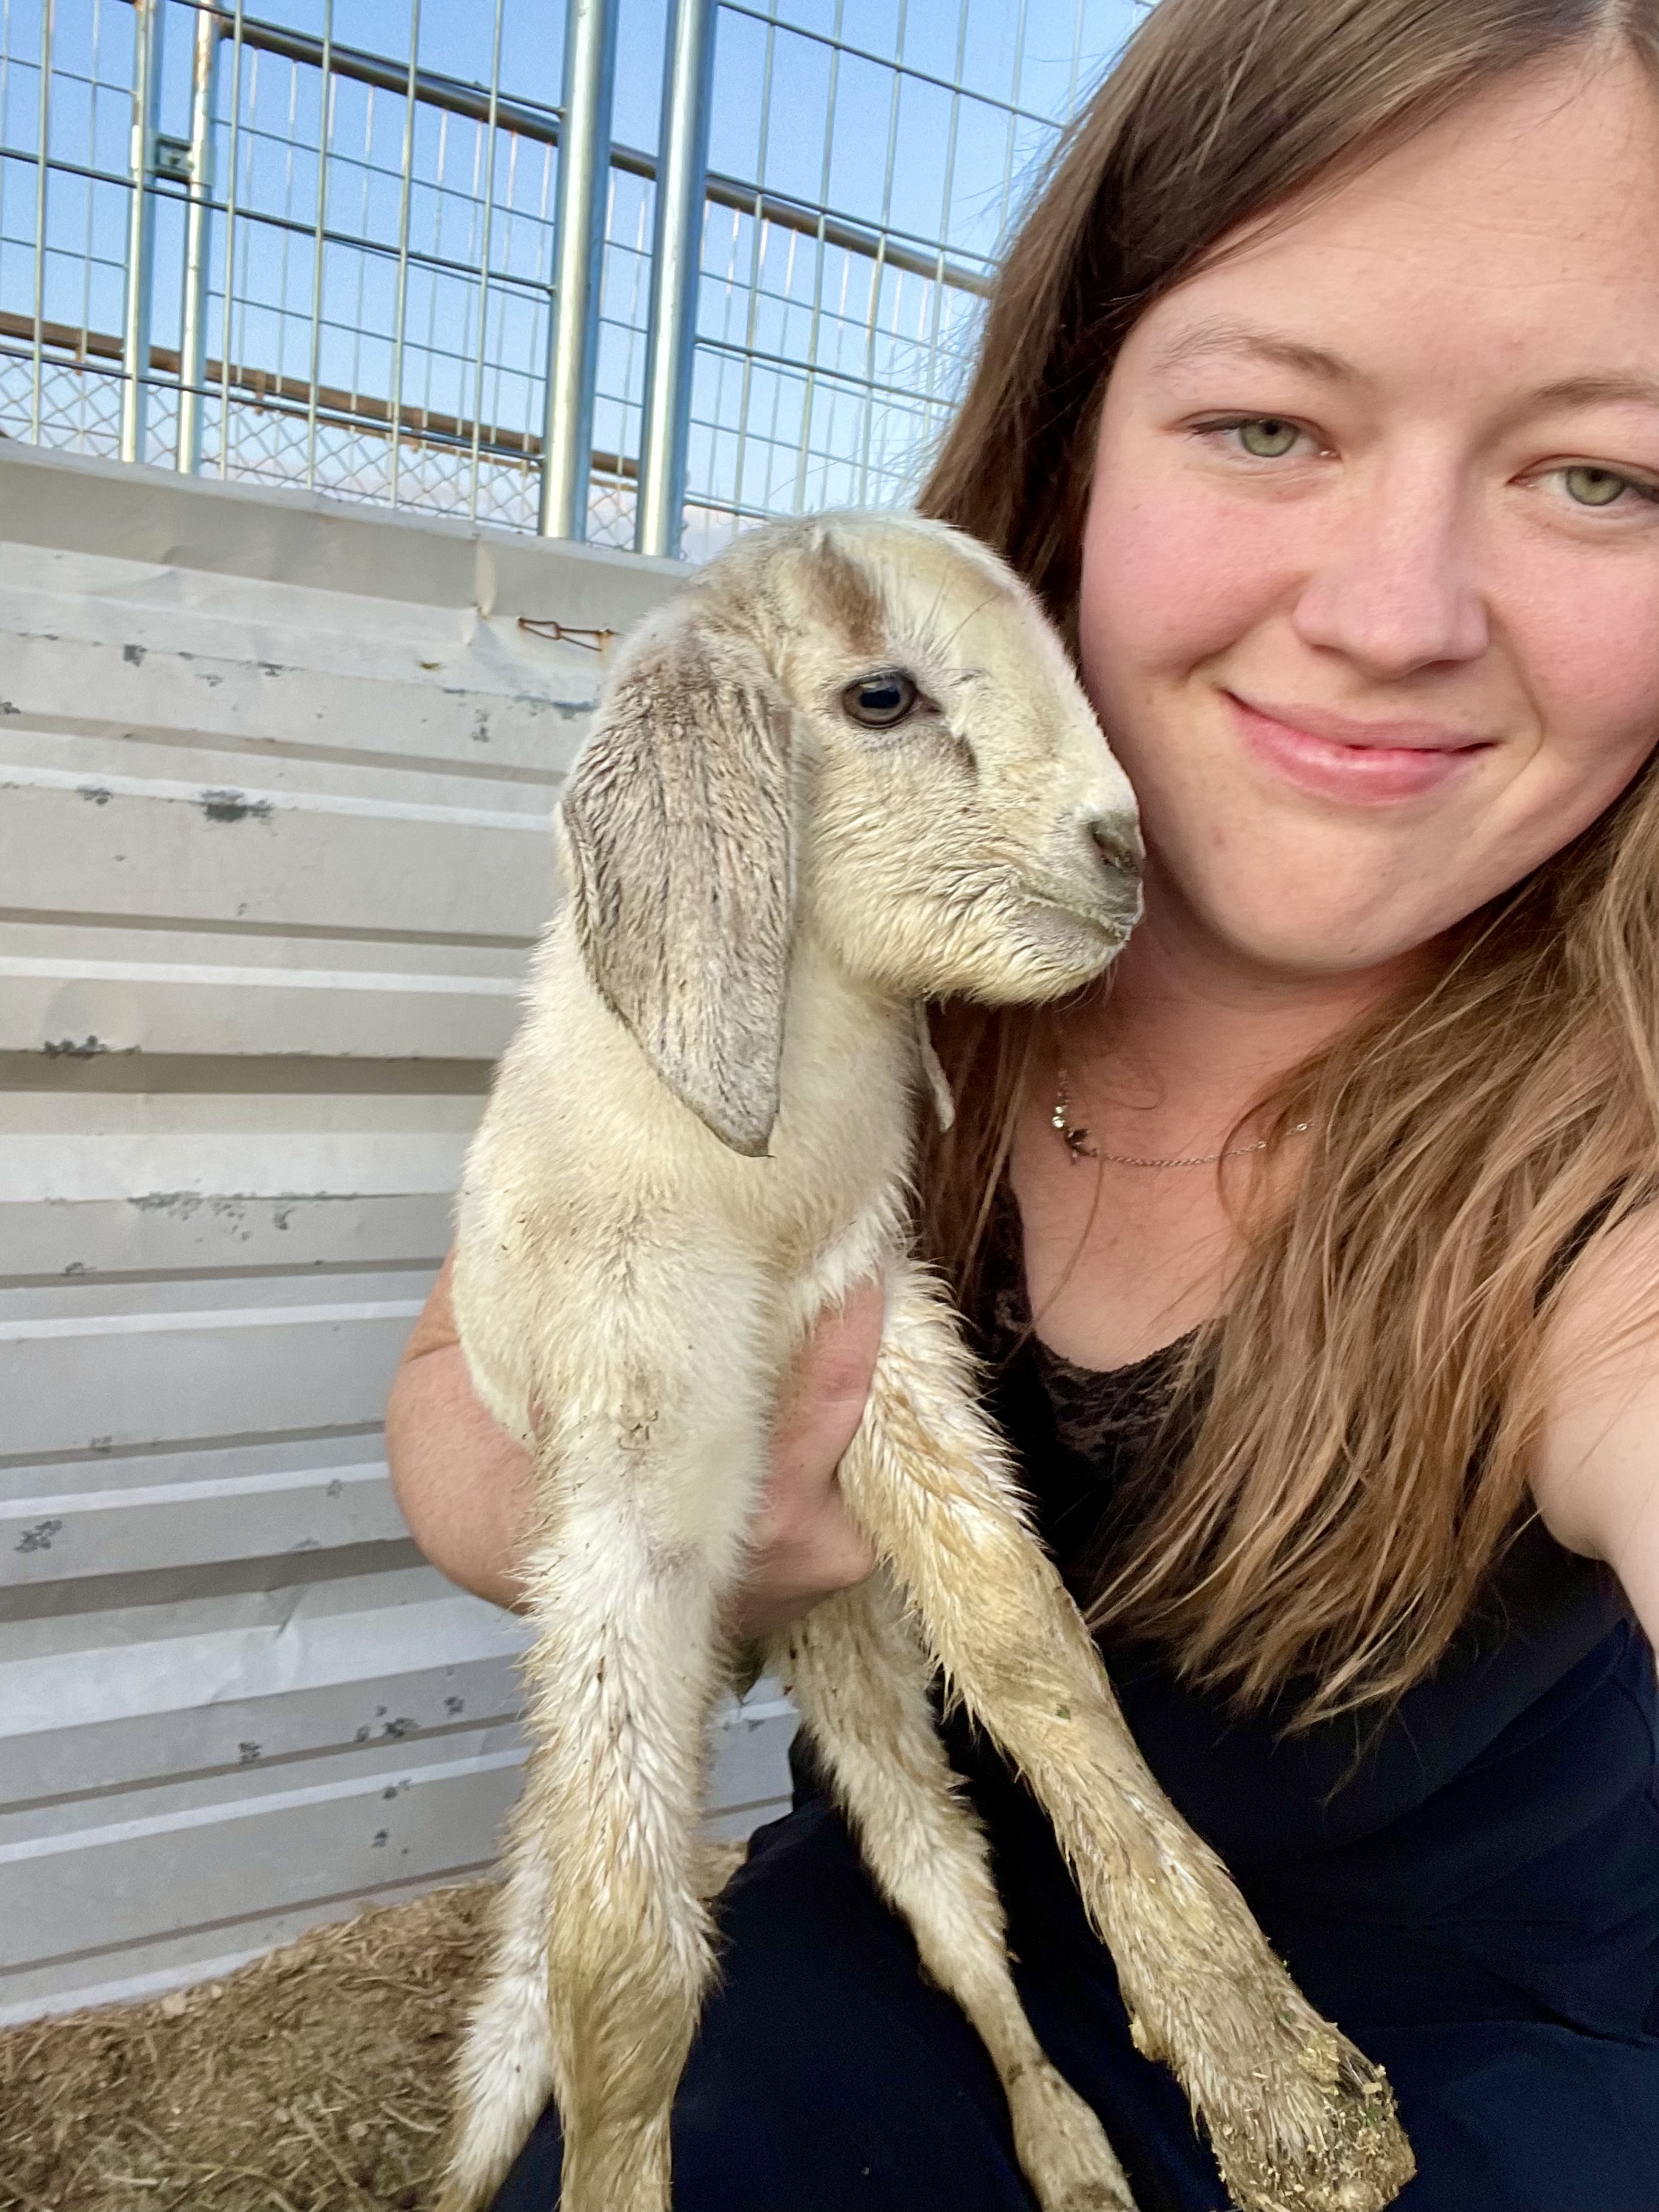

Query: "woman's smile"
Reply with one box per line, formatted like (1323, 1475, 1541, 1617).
(1078, 47, 1659, 981)
(1223, 691, 1496, 804)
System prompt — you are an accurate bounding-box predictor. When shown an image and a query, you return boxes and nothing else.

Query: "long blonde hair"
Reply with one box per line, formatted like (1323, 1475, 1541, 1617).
(918, 0, 1659, 1724)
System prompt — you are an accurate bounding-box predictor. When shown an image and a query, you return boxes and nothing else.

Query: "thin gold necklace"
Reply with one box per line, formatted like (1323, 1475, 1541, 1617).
(1052, 1067, 1311, 1169)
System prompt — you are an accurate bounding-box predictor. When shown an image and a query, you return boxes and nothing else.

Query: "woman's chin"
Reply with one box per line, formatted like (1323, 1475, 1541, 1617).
(1201, 916, 1438, 985)
(1143, 874, 1438, 984)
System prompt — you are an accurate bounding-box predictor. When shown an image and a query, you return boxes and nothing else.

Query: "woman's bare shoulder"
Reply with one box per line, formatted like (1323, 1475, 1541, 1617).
(1532, 1204, 1659, 1641)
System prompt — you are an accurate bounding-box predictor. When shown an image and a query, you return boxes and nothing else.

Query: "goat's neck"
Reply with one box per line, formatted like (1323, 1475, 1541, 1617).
(770, 929, 918, 1188)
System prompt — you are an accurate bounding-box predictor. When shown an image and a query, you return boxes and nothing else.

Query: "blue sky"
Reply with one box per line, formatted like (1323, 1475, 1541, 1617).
(131, 0, 1145, 264)
(0, 0, 1145, 521)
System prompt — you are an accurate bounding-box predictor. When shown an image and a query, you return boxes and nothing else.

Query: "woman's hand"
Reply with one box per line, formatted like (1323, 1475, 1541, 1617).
(730, 1276, 884, 1639)
(385, 1256, 883, 1635)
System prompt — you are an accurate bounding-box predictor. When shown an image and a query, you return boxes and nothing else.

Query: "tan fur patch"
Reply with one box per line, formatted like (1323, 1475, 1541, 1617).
(806, 531, 888, 663)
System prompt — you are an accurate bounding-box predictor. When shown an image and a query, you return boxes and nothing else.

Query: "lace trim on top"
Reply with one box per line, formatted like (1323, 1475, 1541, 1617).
(980, 1180, 1200, 1471)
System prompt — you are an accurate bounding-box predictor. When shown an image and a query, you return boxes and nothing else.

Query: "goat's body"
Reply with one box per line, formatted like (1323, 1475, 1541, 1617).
(464, 915, 911, 1345)
(436, 512, 1414, 2212)
(457, 913, 915, 1458)
(441, 923, 925, 2211)
(441, 926, 1405, 2212)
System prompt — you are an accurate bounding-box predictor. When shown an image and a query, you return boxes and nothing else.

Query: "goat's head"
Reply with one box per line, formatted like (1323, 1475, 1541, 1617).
(557, 511, 1141, 1155)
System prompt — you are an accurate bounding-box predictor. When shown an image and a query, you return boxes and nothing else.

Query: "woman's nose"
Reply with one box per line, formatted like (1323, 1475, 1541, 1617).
(1291, 465, 1489, 677)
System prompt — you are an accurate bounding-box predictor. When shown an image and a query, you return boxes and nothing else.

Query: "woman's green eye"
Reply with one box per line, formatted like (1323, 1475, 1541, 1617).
(1237, 418, 1300, 458)
(1562, 465, 1630, 508)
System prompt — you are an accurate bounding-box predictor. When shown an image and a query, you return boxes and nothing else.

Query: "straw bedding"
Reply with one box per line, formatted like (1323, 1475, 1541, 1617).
(0, 1839, 750, 2212)
(0, 1880, 495, 2212)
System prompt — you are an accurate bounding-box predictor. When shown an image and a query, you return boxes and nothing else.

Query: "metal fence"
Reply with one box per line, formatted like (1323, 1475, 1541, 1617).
(0, 0, 1140, 557)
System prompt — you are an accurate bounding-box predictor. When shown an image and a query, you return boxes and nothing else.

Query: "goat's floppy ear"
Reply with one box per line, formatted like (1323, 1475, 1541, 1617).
(557, 616, 794, 1156)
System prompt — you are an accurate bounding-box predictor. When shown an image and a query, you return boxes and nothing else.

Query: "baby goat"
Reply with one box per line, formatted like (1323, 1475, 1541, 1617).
(438, 513, 1413, 2212)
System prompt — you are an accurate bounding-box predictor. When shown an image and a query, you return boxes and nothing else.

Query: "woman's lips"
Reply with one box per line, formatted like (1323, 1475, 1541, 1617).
(1225, 692, 1494, 802)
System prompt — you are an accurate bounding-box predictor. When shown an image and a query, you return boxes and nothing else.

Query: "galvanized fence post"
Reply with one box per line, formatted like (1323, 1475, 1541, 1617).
(28, 0, 54, 446)
(634, 0, 716, 558)
(539, 0, 617, 540)
(175, 5, 222, 475)
(120, 0, 166, 466)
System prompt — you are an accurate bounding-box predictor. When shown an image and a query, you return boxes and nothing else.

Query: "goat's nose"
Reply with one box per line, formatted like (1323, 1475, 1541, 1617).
(1087, 811, 1143, 881)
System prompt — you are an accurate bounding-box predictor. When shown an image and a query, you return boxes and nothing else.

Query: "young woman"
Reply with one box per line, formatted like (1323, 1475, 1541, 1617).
(387, 2, 1659, 2204)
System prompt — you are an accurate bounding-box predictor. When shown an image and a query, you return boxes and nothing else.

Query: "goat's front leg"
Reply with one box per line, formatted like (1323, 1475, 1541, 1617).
(835, 1262, 1415, 2212)
(439, 1347, 764, 2212)
(772, 1569, 1136, 2211)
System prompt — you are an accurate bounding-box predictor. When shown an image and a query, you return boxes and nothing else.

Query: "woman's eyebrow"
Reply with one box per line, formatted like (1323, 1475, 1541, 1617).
(1147, 318, 1355, 383)
(1147, 328, 1659, 420)
(1521, 372, 1659, 414)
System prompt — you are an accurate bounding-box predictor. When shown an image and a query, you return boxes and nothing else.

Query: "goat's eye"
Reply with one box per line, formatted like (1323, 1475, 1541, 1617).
(842, 670, 919, 728)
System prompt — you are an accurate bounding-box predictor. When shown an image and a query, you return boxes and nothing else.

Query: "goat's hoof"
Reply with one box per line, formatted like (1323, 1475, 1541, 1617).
(1008, 2057, 1140, 2212)
(1109, 1852, 1413, 2212)
(1202, 2031, 1415, 2212)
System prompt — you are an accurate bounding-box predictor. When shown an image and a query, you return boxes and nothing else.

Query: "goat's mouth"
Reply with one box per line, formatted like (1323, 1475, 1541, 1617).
(1029, 868, 1142, 935)
(1019, 887, 1140, 964)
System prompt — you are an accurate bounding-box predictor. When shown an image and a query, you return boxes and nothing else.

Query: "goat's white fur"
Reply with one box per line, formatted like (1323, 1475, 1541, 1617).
(436, 514, 1414, 2212)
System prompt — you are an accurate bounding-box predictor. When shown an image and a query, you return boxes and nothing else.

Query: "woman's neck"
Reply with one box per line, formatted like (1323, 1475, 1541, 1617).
(1010, 875, 1441, 1370)
(1069, 885, 1431, 1150)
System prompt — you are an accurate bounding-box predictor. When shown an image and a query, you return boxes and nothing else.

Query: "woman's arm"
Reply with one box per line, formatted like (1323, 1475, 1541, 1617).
(385, 1249, 883, 1636)
(1531, 1208, 1659, 1644)
(385, 1252, 538, 1610)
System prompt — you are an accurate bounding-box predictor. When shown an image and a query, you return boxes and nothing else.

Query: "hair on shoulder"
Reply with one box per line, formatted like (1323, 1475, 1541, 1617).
(914, 0, 1659, 1723)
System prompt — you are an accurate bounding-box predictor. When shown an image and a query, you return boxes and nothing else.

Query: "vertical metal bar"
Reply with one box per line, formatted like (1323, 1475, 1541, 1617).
(216, 0, 246, 476)
(386, 0, 422, 506)
(302, 0, 334, 487)
(176, 4, 221, 473)
(789, 0, 838, 513)
(853, 0, 906, 505)
(466, 0, 507, 520)
(994, 0, 1032, 240)
(274, 49, 302, 408)
(78, 0, 107, 446)
(29, 0, 54, 445)
(120, 0, 165, 464)
(634, 0, 717, 558)
(1064, 0, 1086, 118)
(918, 0, 971, 442)
(539, 0, 617, 539)
(688, 0, 769, 539)
(413, 105, 448, 481)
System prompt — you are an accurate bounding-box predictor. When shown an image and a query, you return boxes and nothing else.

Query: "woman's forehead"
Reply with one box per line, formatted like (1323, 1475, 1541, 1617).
(1125, 43, 1659, 388)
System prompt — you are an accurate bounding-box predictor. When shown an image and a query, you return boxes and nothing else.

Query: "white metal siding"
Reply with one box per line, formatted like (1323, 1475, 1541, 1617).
(0, 445, 798, 2024)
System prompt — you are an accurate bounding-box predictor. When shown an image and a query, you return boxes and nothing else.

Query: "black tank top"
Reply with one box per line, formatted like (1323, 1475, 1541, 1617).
(956, 1187, 1659, 2044)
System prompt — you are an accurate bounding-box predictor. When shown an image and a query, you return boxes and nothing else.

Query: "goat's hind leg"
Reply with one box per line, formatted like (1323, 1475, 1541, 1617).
(436, 1808, 559, 2212)
(440, 1459, 741, 2212)
(774, 1572, 1137, 2212)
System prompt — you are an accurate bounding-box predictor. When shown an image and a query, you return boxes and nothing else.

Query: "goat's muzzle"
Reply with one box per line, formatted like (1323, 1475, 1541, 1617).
(1087, 810, 1143, 883)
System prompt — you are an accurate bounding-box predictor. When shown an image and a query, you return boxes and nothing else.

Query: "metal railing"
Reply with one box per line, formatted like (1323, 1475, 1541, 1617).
(0, 0, 1139, 557)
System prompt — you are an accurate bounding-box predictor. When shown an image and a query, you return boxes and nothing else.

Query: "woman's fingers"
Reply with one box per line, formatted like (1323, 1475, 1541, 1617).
(735, 1279, 885, 1637)
(774, 1274, 887, 1472)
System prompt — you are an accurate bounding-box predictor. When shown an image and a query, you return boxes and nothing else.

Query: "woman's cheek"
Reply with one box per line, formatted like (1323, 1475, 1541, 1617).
(1495, 557, 1659, 814)
(1486, 548, 1659, 867)
(1080, 471, 1289, 714)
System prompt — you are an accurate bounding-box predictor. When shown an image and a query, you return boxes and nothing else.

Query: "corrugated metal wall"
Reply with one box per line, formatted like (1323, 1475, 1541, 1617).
(0, 443, 798, 2024)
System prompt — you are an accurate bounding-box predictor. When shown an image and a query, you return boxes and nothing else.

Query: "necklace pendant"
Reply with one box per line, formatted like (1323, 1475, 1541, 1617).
(1062, 1125, 1092, 1160)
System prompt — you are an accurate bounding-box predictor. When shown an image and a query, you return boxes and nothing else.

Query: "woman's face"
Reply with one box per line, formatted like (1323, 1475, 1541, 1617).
(1078, 45, 1659, 982)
